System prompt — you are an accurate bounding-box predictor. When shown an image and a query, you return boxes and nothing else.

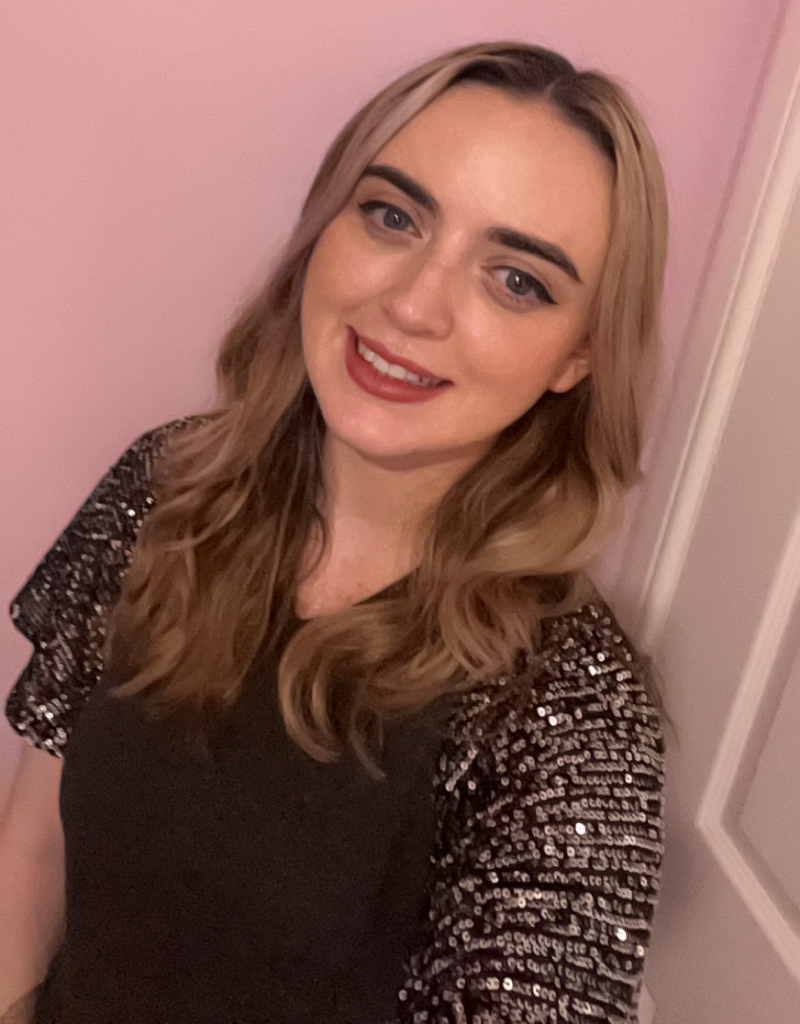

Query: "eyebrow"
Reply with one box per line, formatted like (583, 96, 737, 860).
(487, 228, 583, 284)
(360, 163, 582, 284)
(361, 164, 438, 213)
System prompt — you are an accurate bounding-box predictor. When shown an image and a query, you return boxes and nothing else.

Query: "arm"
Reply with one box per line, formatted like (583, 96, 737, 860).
(1, 422, 188, 1020)
(395, 608, 665, 1023)
(0, 741, 65, 1018)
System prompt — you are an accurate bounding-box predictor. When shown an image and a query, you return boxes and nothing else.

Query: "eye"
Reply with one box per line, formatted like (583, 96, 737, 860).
(358, 200, 416, 233)
(495, 267, 555, 307)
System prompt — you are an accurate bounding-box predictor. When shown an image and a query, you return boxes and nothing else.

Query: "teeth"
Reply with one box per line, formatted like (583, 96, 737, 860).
(356, 338, 440, 387)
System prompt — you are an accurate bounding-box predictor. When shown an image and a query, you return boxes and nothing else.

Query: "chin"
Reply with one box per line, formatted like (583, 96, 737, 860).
(330, 429, 430, 466)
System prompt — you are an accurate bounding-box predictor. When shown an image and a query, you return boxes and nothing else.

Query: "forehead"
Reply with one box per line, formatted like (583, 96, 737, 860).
(372, 84, 613, 275)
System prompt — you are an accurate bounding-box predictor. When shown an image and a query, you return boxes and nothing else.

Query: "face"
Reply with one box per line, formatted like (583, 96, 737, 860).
(301, 84, 613, 472)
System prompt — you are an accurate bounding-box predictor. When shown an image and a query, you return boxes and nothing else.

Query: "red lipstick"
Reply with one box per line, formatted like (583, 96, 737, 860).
(344, 328, 451, 404)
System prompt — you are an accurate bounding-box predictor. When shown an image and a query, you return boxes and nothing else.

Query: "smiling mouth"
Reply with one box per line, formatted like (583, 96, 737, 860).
(355, 336, 448, 388)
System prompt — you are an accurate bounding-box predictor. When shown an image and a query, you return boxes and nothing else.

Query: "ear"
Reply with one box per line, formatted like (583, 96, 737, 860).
(547, 335, 591, 394)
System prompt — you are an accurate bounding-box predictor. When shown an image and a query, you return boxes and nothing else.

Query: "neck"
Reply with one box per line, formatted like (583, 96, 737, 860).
(294, 433, 487, 618)
(319, 433, 486, 546)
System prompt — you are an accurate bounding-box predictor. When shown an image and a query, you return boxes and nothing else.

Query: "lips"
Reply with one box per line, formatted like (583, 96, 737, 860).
(357, 340, 444, 388)
(344, 328, 452, 404)
(355, 332, 447, 384)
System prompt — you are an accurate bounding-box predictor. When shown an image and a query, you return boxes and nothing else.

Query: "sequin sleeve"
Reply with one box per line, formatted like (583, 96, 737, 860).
(394, 604, 665, 1024)
(5, 422, 189, 757)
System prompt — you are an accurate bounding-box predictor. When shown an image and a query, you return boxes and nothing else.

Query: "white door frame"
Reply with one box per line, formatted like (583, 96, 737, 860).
(625, 0, 800, 652)
(627, 1, 800, 1014)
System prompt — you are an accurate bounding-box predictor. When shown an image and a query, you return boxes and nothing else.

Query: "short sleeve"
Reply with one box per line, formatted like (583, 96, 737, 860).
(393, 604, 665, 1023)
(5, 422, 189, 757)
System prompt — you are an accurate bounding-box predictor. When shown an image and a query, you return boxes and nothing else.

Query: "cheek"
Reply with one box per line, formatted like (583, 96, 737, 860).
(304, 217, 388, 314)
(303, 230, 346, 314)
(459, 309, 589, 398)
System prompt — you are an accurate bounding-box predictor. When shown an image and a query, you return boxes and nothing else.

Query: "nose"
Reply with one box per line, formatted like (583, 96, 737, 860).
(382, 248, 455, 340)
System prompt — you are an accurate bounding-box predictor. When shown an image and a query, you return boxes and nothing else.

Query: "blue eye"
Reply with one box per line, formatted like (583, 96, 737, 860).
(382, 206, 412, 230)
(359, 200, 414, 233)
(500, 268, 555, 305)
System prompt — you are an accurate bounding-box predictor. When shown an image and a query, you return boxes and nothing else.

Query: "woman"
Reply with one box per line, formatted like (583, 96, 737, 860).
(1, 41, 667, 1024)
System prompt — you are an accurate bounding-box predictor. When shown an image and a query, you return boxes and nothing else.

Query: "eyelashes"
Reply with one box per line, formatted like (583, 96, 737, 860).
(493, 268, 555, 306)
(357, 199, 557, 308)
(358, 200, 416, 234)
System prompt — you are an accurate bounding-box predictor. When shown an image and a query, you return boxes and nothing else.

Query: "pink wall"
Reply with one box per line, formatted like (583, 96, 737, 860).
(0, 0, 787, 794)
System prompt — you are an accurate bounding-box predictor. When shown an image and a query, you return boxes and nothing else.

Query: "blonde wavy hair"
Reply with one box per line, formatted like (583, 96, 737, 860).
(110, 42, 668, 777)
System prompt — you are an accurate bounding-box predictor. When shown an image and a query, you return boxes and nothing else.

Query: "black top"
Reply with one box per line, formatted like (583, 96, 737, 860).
(37, 640, 451, 1024)
(9, 424, 666, 1024)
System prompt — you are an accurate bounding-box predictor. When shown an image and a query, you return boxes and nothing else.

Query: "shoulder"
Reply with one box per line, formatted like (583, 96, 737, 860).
(68, 417, 195, 519)
(470, 600, 656, 733)
(11, 418, 193, 634)
(439, 599, 664, 793)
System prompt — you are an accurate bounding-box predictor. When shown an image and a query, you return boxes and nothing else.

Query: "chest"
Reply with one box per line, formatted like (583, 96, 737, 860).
(59, 666, 450, 985)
